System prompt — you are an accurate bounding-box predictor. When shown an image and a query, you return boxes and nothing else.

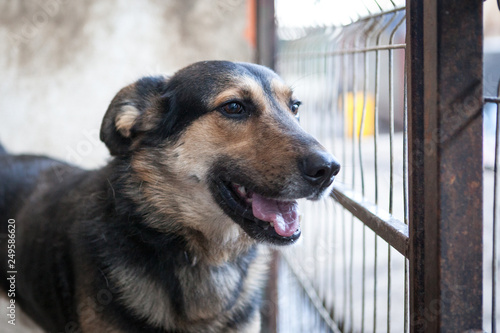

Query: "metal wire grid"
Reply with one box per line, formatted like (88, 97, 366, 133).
(275, 4, 408, 333)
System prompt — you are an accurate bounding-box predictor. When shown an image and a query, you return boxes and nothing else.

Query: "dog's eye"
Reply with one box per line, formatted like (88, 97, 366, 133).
(291, 101, 301, 115)
(221, 102, 244, 116)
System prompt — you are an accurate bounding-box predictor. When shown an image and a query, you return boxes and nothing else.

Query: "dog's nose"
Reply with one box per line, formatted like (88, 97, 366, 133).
(299, 151, 341, 188)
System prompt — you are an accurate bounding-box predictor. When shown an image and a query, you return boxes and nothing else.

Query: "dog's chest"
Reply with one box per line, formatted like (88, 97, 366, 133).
(108, 250, 261, 330)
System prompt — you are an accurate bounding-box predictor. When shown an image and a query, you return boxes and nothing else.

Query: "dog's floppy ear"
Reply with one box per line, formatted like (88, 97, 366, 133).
(100, 76, 169, 156)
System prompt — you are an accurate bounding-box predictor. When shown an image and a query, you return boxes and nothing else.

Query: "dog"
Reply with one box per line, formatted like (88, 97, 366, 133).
(0, 61, 340, 332)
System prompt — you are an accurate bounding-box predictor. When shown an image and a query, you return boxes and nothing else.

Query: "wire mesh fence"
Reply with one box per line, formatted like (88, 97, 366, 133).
(272, 0, 494, 332)
(274, 1, 409, 332)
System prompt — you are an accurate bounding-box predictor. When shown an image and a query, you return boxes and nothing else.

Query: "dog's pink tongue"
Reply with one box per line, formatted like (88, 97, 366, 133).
(252, 194, 299, 237)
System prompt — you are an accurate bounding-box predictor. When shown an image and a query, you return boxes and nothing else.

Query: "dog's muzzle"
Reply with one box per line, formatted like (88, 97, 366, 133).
(210, 149, 340, 245)
(299, 150, 341, 195)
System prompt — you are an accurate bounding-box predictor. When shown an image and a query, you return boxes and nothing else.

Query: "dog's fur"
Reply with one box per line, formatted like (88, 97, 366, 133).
(0, 61, 339, 332)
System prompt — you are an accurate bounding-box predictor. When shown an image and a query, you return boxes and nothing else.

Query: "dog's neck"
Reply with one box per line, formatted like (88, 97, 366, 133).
(107, 156, 258, 266)
(88, 202, 266, 331)
(86, 161, 269, 330)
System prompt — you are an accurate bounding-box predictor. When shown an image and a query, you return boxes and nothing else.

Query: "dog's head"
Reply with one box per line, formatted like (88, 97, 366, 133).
(100, 61, 340, 247)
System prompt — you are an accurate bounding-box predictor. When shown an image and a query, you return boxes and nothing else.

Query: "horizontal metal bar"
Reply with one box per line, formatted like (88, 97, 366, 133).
(348, 5, 406, 26)
(331, 184, 409, 257)
(282, 43, 406, 59)
(485, 97, 500, 103)
(328, 43, 406, 56)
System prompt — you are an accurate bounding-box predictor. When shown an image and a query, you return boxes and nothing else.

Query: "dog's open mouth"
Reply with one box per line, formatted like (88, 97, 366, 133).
(214, 179, 301, 245)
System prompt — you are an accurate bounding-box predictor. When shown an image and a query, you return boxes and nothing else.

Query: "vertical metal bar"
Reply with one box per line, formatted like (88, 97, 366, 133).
(492, 82, 500, 333)
(406, 1, 425, 330)
(342, 52, 348, 186)
(257, 0, 275, 69)
(387, 245, 391, 333)
(387, 29, 395, 333)
(404, 255, 409, 333)
(329, 43, 340, 323)
(357, 18, 380, 332)
(327, 199, 336, 320)
(359, 21, 374, 198)
(349, 42, 357, 333)
(372, 24, 381, 333)
(360, 33, 370, 330)
(370, 13, 397, 333)
(361, 219, 366, 333)
(341, 51, 348, 333)
(389, 47, 394, 216)
(373, 235, 378, 333)
(263, 251, 279, 333)
(349, 212, 355, 332)
(406, 0, 483, 332)
(387, 15, 404, 333)
(341, 207, 347, 333)
(403, 33, 409, 333)
(256, 2, 277, 332)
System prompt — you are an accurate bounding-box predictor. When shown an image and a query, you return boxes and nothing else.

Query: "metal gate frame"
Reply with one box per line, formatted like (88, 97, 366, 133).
(258, 0, 484, 332)
(406, 1, 483, 331)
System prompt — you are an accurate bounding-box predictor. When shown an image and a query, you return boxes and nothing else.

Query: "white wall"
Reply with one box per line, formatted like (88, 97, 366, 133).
(0, 0, 255, 169)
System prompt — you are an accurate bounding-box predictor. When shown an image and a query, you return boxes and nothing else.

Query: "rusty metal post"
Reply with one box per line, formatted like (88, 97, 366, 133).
(261, 250, 279, 333)
(257, 0, 275, 69)
(256, 1, 278, 332)
(406, 0, 483, 332)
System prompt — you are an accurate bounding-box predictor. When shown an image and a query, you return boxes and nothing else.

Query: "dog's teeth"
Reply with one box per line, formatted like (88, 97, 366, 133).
(270, 222, 274, 227)
(239, 186, 246, 196)
(234, 184, 247, 197)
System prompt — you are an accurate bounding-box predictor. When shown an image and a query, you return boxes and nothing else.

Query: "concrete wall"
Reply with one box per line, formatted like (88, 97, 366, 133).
(0, 0, 255, 169)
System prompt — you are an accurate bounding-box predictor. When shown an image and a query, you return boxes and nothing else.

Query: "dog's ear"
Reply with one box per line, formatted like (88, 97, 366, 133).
(100, 76, 169, 156)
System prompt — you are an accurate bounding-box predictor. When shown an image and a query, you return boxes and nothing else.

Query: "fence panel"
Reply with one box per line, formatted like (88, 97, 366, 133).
(271, 0, 485, 332)
(275, 2, 409, 332)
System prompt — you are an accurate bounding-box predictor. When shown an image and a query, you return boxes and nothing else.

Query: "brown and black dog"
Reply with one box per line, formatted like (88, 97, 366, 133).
(0, 61, 339, 332)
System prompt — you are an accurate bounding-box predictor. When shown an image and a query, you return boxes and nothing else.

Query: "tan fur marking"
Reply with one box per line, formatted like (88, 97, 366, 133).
(211, 87, 244, 108)
(270, 78, 293, 102)
(179, 263, 241, 321)
(270, 78, 298, 117)
(109, 267, 175, 329)
(239, 76, 266, 102)
(130, 144, 255, 265)
(210, 76, 266, 109)
(115, 105, 140, 137)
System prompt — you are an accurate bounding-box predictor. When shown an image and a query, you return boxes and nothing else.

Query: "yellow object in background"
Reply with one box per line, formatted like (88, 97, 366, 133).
(345, 92, 375, 137)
